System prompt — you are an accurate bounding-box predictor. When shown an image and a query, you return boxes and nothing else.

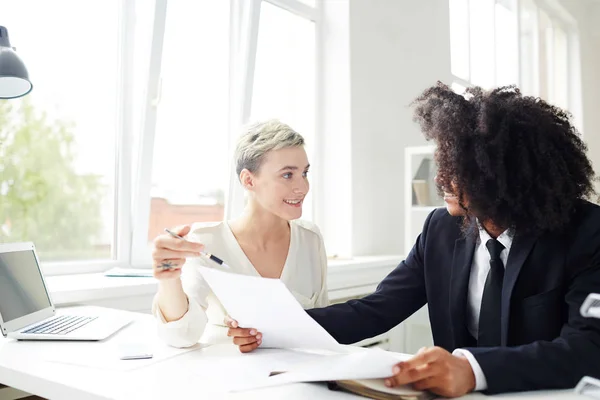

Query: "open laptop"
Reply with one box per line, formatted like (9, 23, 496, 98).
(0, 242, 132, 340)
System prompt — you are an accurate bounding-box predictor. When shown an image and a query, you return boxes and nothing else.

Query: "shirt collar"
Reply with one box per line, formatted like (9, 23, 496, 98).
(477, 219, 514, 252)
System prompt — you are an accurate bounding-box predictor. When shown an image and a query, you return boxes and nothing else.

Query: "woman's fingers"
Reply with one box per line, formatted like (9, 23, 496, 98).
(152, 236, 204, 255)
(153, 248, 202, 260)
(232, 333, 262, 346)
(154, 258, 184, 270)
(227, 327, 257, 337)
(152, 259, 185, 279)
(171, 225, 192, 237)
(239, 341, 261, 353)
(151, 225, 205, 274)
(225, 322, 263, 353)
(224, 316, 238, 328)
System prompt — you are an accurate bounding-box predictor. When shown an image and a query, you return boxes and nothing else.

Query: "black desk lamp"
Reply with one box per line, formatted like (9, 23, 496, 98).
(0, 26, 32, 99)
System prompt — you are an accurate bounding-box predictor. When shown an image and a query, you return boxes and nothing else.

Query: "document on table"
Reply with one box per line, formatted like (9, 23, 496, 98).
(196, 267, 425, 397)
(228, 347, 418, 394)
(198, 266, 343, 352)
(179, 346, 330, 392)
(266, 348, 408, 382)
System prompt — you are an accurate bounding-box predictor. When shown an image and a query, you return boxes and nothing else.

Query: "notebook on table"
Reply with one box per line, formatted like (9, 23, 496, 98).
(329, 379, 433, 400)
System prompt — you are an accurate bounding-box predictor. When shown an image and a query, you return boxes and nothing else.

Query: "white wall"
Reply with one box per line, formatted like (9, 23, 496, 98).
(579, 4, 600, 195)
(560, 0, 600, 195)
(316, 0, 353, 258)
(348, 0, 452, 255)
(319, 0, 600, 258)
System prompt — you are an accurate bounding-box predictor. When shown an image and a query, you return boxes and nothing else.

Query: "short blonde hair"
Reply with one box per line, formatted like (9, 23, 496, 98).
(234, 119, 305, 178)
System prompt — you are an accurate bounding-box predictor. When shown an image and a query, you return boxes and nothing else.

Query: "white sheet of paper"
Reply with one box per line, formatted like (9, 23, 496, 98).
(266, 349, 407, 382)
(181, 347, 330, 392)
(198, 266, 343, 352)
(230, 348, 418, 393)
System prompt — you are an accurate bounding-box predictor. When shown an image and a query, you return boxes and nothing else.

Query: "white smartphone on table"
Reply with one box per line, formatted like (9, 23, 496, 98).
(117, 343, 153, 360)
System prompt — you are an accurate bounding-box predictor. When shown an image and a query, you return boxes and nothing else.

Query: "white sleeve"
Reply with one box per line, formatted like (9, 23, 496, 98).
(314, 227, 330, 308)
(152, 293, 208, 348)
(152, 231, 214, 348)
(452, 349, 488, 391)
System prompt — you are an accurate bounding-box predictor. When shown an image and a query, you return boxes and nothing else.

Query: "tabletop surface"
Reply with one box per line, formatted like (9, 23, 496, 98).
(0, 307, 587, 400)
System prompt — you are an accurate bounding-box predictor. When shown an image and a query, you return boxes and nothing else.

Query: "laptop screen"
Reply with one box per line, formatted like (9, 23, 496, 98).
(0, 250, 52, 323)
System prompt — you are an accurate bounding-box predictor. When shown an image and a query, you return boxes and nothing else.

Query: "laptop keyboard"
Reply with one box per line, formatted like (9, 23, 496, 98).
(22, 315, 98, 335)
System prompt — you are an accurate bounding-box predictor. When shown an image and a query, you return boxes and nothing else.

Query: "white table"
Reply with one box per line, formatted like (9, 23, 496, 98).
(0, 308, 586, 400)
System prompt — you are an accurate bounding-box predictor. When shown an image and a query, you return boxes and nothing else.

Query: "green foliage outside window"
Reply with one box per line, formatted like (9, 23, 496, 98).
(0, 100, 107, 262)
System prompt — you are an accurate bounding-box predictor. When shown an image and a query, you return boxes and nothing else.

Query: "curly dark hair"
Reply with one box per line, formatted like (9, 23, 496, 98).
(411, 82, 597, 235)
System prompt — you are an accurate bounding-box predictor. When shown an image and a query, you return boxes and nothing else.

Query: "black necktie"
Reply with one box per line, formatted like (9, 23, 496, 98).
(478, 238, 505, 347)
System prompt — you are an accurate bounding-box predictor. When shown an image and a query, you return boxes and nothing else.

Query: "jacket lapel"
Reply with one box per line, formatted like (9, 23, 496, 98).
(450, 235, 477, 348)
(501, 233, 538, 346)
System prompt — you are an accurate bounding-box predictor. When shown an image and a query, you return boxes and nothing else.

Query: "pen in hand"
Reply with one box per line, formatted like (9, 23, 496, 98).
(163, 228, 230, 270)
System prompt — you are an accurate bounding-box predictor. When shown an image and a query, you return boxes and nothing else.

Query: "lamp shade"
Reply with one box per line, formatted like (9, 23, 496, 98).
(0, 26, 32, 99)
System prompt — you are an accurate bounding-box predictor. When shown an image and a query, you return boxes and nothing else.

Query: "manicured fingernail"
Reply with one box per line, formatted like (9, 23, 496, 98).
(393, 366, 401, 374)
(256, 333, 262, 339)
(257, 339, 262, 345)
(250, 329, 257, 335)
(385, 380, 392, 387)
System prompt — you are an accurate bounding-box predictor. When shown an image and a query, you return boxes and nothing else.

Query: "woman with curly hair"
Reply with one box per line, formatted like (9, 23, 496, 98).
(231, 82, 600, 397)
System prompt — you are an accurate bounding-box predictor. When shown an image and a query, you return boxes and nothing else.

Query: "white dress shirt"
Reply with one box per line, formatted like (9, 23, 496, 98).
(152, 219, 329, 348)
(453, 223, 513, 391)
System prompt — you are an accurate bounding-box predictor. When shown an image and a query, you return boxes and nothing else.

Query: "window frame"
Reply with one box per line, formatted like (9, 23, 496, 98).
(41, 0, 322, 274)
(129, 0, 168, 268)
(40, 0, 140, 275)
(449, 0, 581, 120)
(226, 0, 321, 221)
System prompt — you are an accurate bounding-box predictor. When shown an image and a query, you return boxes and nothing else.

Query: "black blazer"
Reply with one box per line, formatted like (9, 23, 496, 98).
(307, 201, 600, 394)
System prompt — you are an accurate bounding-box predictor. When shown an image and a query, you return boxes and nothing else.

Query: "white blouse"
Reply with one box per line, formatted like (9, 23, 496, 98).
(152, 219, 329, 348)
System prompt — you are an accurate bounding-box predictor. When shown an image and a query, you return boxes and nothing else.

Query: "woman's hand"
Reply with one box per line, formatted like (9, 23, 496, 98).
(225, 316, 262, 353)
(152, 225, 204, 281)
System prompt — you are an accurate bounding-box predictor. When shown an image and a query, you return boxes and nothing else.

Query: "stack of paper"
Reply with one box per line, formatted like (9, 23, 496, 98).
(198, 266, 430, 399)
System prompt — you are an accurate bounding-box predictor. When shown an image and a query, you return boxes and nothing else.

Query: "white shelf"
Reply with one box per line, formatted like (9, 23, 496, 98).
(405, 145, 438, 255)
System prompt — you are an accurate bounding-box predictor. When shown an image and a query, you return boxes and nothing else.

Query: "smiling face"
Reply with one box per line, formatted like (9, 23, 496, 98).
(241, 146, 310, 220)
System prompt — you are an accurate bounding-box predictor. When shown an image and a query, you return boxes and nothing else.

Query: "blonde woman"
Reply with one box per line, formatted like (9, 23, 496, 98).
(151, 120, 328, 351)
